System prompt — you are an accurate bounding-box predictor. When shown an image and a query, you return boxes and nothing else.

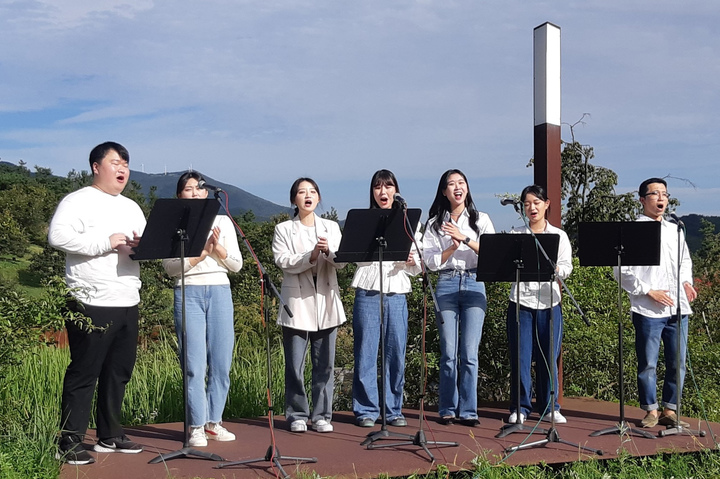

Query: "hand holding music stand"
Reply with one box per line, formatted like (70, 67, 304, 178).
(579, 221, 659, 440)
(131, 198, 227, 463)
(336, 208, 423, 450)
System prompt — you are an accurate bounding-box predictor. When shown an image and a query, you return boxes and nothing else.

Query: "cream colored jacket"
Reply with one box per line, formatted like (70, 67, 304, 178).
(272, 214, 347, 331)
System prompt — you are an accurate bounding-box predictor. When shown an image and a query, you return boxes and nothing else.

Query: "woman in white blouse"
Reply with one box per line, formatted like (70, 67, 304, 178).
(162, 172, 243, 447)
(506, 184, 572, 426)
(351, 170, 421, 428)
(422, 169, 494, 426)
(272, 178, 346, 433)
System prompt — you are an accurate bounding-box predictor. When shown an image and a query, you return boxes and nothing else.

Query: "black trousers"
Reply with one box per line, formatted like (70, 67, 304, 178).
(60, 302, 139, 441)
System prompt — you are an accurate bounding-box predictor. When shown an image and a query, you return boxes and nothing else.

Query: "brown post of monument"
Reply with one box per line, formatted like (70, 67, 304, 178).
(534, 22, 563, 402)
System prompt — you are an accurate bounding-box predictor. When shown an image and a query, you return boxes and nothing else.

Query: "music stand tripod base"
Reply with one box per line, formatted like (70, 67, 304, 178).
(149, 447, 225, 464)
(216, 445, 317, 479)
(659, 424, 706, 438)
(506, 427, 604, 456)
(496, 421, 548, 439)
(590, 421, 655, 440)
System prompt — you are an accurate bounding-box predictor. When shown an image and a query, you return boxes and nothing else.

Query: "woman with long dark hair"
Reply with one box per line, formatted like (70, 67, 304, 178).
(272, 178, 346, 433)
(422, 169, 494, 426)
(506, 184, 572, 425)
(351, 169, 420, 427)
(162, 171, 243, 447)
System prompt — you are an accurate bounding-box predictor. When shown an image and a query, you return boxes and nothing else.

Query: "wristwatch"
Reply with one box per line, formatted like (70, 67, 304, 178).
(463, 236, 471, 245)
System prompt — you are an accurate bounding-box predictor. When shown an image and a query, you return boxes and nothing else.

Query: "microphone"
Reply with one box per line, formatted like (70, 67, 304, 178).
(670, 213, 684, 228)
(501, 197, 520, 207)
(198, 180, 223, 193)
(393, 193, 408, 208)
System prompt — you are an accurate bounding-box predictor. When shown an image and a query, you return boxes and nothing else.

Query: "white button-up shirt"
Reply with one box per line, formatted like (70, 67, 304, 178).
(616, 215, 694, 317)
(508, 222, 572, 309)
(423, 209, 495, 271)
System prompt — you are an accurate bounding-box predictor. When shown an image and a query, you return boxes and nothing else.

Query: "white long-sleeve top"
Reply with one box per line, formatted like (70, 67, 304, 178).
(507, 222, 573, 309)
(422, 209, 495, 271)
(616, 215, 694, 317)
(48, 186, 147, 307)
(162, 215, 243, 286)
(351, 228, 422, 294)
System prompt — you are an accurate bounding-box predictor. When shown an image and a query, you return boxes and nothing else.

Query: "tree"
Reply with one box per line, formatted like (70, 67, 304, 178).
(561, 116, 642, 249)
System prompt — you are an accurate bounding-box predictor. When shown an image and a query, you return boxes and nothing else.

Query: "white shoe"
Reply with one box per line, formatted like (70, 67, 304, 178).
(311, 419, 333, 433)
(188, 426, 208, 447)
(205, 422, 235, 441)
(508, 412, 526, 424)
(290, 420, 307, 432)
(541, 410, 567, 424)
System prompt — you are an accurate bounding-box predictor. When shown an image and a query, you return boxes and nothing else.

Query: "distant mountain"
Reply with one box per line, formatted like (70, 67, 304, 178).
(680, 214, 720, 253)
(128, 170, 293, 221)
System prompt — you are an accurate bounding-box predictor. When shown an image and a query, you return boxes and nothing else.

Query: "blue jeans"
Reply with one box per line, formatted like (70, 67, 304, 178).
(282, 326, 337, 423)
(352, 289, 408, 422)
(435, 270, 487, 420)
(174, 285, 234, 427)
(632, 312, 688, 412)
(506, 302, 563, 418)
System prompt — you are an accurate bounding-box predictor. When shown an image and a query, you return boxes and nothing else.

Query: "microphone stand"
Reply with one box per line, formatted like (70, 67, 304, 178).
(209, 191, 317, 477)
(659, 216, 705, 438)
(364, 202, 458, 461)
(503, 204, 601, 456)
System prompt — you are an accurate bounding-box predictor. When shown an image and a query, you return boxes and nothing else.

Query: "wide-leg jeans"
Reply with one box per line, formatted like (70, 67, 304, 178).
(352, 289, 408, 422)
(174, 284, 235, 427)
(435, 270, 487, 420)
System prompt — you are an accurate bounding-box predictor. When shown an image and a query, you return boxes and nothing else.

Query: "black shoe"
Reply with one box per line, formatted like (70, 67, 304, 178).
(389, 417, 407, 427)
(440, 416, 455, 425)
(94, 435, 143, 454)
(459, 418, 480, 427)
(56, 436, 95, 465)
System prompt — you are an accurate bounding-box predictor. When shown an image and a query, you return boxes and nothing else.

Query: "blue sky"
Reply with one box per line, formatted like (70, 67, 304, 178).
(1, 0, 718, 231)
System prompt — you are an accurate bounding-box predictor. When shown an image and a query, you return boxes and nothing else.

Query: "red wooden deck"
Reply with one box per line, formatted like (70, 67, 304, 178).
(60, 398, 719, 479)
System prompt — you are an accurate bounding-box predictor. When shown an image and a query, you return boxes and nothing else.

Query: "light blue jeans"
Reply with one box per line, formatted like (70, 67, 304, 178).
(282, 326, 337, 424)
(435, 270, 487, 420)
(632, 312, 688, 412)
(174, 284, 234, 427)
(352, 289, 408, 422)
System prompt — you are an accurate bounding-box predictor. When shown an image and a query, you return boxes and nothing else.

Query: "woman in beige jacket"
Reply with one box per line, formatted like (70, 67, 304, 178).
(272, 177, 346, 433)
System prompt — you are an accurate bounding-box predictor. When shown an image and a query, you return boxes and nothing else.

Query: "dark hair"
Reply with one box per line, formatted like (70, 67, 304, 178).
(369, 169, 400, 209)
(427, 169, 479, 235)
(638, 177, 667, 197)
(520, 184, 548, 203)
(290, 177, 321, 217)
(176, 171, 206, 197)
(88, 141, 129, 172)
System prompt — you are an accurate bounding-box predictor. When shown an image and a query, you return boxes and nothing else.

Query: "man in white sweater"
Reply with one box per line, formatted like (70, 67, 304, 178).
(48, 142, 146, 465)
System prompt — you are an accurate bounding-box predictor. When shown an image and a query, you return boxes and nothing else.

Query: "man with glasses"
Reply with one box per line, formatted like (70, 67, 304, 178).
(616, 177, 696, 428)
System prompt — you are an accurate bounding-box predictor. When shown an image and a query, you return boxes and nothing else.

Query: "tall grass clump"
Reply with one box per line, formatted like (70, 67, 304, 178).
(0, 345, 67, 479)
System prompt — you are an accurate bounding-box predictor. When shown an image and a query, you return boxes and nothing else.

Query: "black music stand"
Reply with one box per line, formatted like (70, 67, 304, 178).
(579, 221, 659, 440)
(336, 208, 422, 449)
(131, 199, 227, 463)
(477, 233, 556, 440)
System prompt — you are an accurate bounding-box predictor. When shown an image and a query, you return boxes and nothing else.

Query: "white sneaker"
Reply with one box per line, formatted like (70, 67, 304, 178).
(508, 412, 526, 424)
(290, 420, 307, 433)
(311, 419, 333, 433)
(541, 410, 567, 424)
(188, 426, 208, 447)
(205, 422, 235, 441)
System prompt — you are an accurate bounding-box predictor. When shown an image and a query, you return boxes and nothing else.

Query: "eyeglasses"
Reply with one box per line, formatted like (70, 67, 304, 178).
(644, 191, 670, 199)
